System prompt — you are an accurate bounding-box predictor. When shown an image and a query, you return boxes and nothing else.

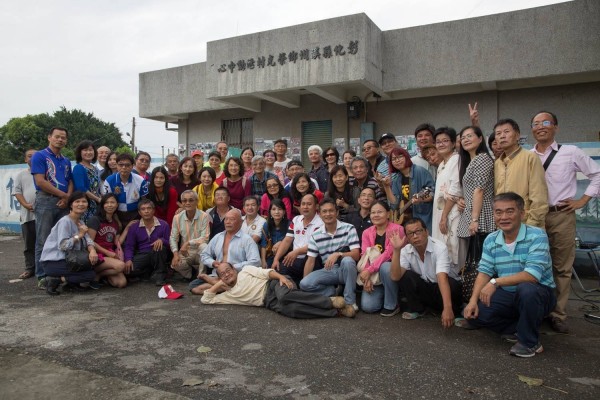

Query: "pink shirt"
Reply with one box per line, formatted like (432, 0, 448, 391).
(361, 222, 405, 274)
(532, 142, 600, 206)
(260, 194, 293, 220)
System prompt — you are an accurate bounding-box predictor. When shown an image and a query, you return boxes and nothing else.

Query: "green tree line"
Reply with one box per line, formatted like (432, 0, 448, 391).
(0, 107, 130, 164)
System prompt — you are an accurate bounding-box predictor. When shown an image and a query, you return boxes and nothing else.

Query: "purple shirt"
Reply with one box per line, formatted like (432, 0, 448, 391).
(124, 217, 170, 261)
(532, 142, 600, 206)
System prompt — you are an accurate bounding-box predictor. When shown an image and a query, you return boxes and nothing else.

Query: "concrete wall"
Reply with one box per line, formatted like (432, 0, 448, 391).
(382, 0, 600, 93)
(205, 14, 383, 99)
(139, 62, 230, 120)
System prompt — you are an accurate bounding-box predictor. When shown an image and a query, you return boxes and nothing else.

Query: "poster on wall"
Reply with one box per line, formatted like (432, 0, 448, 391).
(334, 138, 346, 155)
(289, 137, 301, 161)
(254, 137, 265, 155)
(349, 138, 360, 155)
(397, 135, 418, 156)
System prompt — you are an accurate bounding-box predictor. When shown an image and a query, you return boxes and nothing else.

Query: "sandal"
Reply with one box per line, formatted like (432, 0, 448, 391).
(18, 271, 34, 279)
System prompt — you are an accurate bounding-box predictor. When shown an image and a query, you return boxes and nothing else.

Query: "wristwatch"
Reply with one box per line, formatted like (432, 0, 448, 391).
(74, 234, 80, 241)
(490, 278, 497, 286)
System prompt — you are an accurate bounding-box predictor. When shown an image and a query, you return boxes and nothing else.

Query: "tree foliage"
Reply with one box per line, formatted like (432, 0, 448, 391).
(0, 107, 128, 164)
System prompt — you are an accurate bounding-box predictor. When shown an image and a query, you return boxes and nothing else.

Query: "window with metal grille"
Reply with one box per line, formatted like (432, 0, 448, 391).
(221, 118, 253, 149)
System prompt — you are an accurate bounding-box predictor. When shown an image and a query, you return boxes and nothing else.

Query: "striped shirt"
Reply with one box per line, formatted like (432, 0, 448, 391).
(478, 224, 555, 292)
(103, 172, 149, 212)
(169, 209, 211, 252)
(307, 221, 360, 260)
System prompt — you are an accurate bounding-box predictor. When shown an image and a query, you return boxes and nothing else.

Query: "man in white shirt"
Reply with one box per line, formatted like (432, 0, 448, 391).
(13, 149, 37, 279)
(201, 263, 353, 318)
(388, 217, 462, 327)
(241, 196, 266, 243)
(272, 194, 323, 284)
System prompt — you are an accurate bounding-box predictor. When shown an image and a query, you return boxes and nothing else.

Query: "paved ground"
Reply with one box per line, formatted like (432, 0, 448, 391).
(1, 234, 600, 399)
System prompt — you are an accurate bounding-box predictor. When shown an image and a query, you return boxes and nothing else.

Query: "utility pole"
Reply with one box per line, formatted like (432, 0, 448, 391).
(161, 145, 165, 164)
(131, 117, 136, 152)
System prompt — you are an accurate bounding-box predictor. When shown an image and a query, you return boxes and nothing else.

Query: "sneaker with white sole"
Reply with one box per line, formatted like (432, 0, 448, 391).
(401, 311, 424, 320)
(509, 342, 543, 358)
(380, 306, 401, 317)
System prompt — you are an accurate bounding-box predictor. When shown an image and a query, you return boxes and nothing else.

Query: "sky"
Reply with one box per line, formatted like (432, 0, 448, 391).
(0, 0, 569, 161)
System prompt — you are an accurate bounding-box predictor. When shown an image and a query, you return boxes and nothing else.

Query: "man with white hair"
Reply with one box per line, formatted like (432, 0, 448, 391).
(190, 208, 260, 294)
(308, 145, 329, 192)
(95, 146, 111, 173)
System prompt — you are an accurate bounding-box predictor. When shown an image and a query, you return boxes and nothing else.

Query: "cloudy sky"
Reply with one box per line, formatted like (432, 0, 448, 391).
(0, 0, 568, 160)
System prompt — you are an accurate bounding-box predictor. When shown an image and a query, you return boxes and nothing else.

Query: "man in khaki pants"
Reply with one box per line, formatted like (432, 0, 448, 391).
(531, 111, 600, 333)
(170, 190, 210, 279)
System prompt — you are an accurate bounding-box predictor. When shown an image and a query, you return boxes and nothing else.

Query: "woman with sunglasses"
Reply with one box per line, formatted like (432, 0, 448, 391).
(323, 146, 340, 173)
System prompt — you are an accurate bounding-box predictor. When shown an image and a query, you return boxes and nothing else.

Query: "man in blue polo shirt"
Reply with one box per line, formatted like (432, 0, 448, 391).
(463, 192, 556, 358)
(104, 153, 149, 225)
(31, 127, 73, 287)
(300, 198, 360, 317)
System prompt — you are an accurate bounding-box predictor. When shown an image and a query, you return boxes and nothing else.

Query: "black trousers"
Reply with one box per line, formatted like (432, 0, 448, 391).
(22, 220, 36, 272)
(131, 248, 168, 282)
(399, 269, 462, 315)
(264, 279, 337, 319)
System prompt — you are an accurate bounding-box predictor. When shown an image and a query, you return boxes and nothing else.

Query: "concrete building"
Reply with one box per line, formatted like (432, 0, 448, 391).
(139, 0, 600, 161)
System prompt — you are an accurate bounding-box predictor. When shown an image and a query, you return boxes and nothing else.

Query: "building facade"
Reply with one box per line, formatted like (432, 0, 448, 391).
(139, 0, 600, 160)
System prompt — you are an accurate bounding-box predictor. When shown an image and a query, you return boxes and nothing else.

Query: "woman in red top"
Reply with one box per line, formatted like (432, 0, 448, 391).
(87, 194, 128, 288)
(146, 166, 178, 225)
(207, 151, 226, 186)
(290, 173, 323, 216)
(171, 157, 199, 207)
(221, 157, 251, 210)
(260, 176, 293, 219)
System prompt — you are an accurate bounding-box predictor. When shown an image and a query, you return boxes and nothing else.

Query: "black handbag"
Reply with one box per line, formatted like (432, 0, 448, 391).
(460, 233, 486, 303)
(66, 238, 93, 272)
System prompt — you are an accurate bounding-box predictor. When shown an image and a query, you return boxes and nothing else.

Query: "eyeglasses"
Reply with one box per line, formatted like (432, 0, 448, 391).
(460, 133, 478, 141)
(325, 153, 336, 157)
(531, 120, 553, 128)
(137, 158, 150, 163)
(435, 139, 451, 145)
(406, 228, 425, 237)
(266, 184, 279, 189)
(117, 163, 132, 168)
(391, 156, 405, 162)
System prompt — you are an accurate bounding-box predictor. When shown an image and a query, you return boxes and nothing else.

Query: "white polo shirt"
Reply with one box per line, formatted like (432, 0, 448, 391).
(286, 214, 323, 259)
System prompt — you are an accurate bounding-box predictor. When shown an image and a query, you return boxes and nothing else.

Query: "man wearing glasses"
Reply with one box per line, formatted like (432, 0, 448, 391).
(170, 190, 211, 280)
(133, 151, 152, 181)
(104, 153, 149, 225)
(387, 217, 461, 324)
(493, 118, 548, 228)
(530, 111, 600, 334)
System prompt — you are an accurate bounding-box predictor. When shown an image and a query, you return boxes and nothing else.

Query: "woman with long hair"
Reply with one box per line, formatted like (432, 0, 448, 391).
(342, 150, 356, 177)
(171, 156, 199, 206)
(221, 157, 251, 210)
(87, 194, 128, 288)
(323, 146, 340, 173)
(359, 201, 406, 315)
(290, 172, 323, 216)
(260, 199, 289, 269)
(263, 149, 285, 184)
(431, 127, 463, 269)
(240, 147, 255, 179)
(72, 140, 102, 223)
(100, 151, 119, 191)
(456, 126, 495, 267)
(260, 176, 292, 219)
(40, 191, 98, 295)
(324, 165, 355, 221)
(145, 166, 178, 225)
(207, 151, 226, 186)
(193, 166, 218, 211)
(382, 147, 434, 231)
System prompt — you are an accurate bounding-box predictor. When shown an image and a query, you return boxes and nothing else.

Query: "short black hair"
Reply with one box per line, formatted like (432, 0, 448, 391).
(274, 139, 288, 147)
(493, 192, 525, 211)
(215, 186, 230, 197)
(493, 118, 520, 134)
(74, 140, 97, 163)
(68, 191, 87, 210)
(434, 127, 457, 143)
(138, 198, 155, 209)
(319, 198, 337, 209)
(403, 217, 427, 231)
(208, 151, 222, 161)
(198, 166, 216, 181)
(116, 153, 134, 165)
(135, 151, 151, 162)
(243, 195, 258, 207)
(414, 123, 435, 138)
(48, 127, 69, 137)
(286, 160, 304, 170)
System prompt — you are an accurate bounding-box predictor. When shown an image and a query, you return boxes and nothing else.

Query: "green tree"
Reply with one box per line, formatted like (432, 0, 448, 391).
(0, 106, 128, 164)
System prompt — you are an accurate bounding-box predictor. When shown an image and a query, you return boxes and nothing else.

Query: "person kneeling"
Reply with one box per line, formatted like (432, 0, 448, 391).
(463, 193, 556, 358)
(201, 263, 355, 318)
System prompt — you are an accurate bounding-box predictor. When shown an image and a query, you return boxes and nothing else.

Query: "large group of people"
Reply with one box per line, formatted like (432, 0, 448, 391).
(13, 105, 600, 359)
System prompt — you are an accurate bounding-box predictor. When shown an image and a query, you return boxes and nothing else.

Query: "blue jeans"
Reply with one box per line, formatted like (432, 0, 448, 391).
(469, 283, 556, 348)
(361, 262, 399, 313)
(34, 192, 69, 278)
(299, 256, 357, 305)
